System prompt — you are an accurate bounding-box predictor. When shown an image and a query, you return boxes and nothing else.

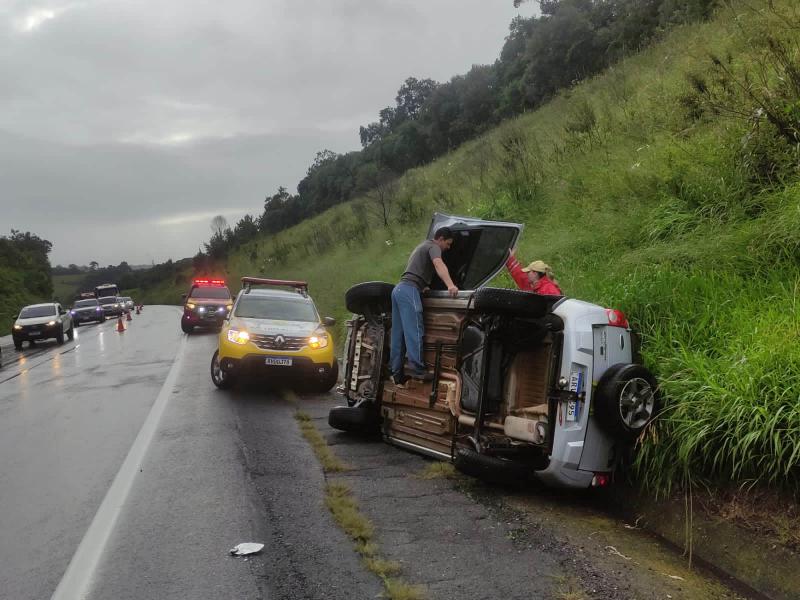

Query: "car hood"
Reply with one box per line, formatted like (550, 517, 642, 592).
(74, 306, 99, 312)
(16, 316, 58, 326)
(426, 213, 523, 291)
(230, 317, 319, 337)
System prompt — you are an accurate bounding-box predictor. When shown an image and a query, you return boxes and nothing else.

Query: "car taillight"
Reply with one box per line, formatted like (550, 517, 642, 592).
(605, 308, 629, 328)
(591, 473, 611, 487)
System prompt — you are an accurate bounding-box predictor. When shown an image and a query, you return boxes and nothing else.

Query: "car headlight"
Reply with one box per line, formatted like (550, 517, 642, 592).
(227, 329, 250, 345)
(47, 320, 56, 326)
(198, 307, 206, 313)
(226, 304, 233, 311)
(186, 303, 196, 310)
(70, 310, 76, 315)
(114, 303, 119, 308)
(308, 329, 329, 349)
(13, 325, 22, 330)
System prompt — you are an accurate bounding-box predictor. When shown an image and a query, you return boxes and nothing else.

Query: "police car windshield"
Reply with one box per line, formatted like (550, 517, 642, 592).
(235, 296, 318, 322)
(189, 286, 231, 299)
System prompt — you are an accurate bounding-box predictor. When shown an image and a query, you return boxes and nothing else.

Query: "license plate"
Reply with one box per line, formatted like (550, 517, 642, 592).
(28, 329, 40, 335)
(265, 357, 292, 366)
(566, 400, 578, 422)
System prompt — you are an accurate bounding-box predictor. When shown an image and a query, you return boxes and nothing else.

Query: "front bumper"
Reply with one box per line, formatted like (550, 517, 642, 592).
(13, 324, 61, 340)
(183, 310, 229, 327)
(102, 307, 123, 316)
(73, 311, 103, 322)
(220, 353, 335, 379)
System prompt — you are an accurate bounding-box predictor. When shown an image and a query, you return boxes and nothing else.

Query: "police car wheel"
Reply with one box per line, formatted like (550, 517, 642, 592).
(594, 363, 658, 439)
(181, 321, 194, 334)
(210, 350, 234, 389)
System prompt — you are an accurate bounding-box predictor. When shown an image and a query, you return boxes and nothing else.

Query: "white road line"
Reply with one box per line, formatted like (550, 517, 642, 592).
(50, 335, 188, 600)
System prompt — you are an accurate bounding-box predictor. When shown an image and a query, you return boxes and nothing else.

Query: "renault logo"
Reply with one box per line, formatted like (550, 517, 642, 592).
(274, 335, 285, 348)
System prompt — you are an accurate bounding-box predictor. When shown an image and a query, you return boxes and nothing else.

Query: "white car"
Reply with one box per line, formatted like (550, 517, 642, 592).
(12, 302, 74, 349)
(329, 213, 658, 489)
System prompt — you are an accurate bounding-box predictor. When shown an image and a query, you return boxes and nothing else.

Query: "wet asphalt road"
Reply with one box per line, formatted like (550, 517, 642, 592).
(0, 306, 740, 600)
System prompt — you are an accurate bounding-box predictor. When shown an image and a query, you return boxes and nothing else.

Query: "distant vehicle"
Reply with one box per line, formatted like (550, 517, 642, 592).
(181, 278, 233, 333)
(98, 296, 123, 317)
(78, 291, 96, 300)
(211, 277, 337, 391)
(94, 283, 119, 298)
(119, 296, 135, 311)
(70, 298, 106, 326)
(12, 302, 74, 349)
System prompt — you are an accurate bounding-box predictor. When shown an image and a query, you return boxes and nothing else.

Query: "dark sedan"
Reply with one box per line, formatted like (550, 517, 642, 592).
(70, 298, 106, 325)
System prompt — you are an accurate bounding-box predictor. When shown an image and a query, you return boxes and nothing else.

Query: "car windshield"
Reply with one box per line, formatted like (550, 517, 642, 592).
(75, 300, 98, 307)
(235, 296, 318, 322)
(19, 305, 56, 318)
(98, 296, 117, 304)
(190, 286, 231, 300)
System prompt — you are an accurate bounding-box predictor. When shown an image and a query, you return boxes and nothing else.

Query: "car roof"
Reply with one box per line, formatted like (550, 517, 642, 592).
(239, 288, 314, 303)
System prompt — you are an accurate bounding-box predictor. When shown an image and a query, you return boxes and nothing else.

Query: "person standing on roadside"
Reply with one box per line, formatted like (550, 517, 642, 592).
(390, 227, 459, 383)
(505, 248, 563, 295)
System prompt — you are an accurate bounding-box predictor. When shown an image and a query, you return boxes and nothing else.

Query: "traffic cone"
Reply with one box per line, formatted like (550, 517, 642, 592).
(126, 310, 132, 322)
(117, 315, 125, 332)
(135, 305, 141, 315)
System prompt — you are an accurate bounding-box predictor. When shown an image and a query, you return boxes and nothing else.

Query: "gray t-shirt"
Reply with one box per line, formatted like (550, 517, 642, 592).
(400, 240, 442, 290)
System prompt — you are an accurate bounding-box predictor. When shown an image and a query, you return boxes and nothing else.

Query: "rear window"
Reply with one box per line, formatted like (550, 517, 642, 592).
(20, 305, 56, 318)
(75, 300, 99, 307)
(190, 286, 231, 300)
(234, 296, 318, 322)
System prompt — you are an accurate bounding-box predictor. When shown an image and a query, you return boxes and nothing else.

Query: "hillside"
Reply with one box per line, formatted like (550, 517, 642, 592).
(0, 231, 54, 330)
(143, 1, 800, 495)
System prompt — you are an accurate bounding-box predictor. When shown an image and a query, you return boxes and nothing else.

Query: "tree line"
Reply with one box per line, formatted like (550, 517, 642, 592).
(0, 230, 54, 328)
(198, 0, 716, 261)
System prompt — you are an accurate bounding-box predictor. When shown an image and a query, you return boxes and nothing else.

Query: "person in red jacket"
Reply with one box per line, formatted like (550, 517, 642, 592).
(505, 248, 563, 295)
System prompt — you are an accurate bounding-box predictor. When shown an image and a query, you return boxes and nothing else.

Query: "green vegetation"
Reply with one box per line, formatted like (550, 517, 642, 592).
(294, 411, 349, 473)
(147, 1, 800, 497)
(0, 230, 54, 330)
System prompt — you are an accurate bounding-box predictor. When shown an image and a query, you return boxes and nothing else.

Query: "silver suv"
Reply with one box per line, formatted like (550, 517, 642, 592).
(329, 214, 658, 489)
(12, 302, 74, 349)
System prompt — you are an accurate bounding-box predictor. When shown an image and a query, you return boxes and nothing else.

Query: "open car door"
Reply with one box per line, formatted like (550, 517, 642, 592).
(426, 213, 523, 291)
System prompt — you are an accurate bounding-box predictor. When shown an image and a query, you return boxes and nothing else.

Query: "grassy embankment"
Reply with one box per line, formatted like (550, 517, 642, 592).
(147, 2, 800, 497)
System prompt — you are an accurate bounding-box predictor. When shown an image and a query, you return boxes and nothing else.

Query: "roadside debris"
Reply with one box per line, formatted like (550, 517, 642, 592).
(229, 542, 264, 556)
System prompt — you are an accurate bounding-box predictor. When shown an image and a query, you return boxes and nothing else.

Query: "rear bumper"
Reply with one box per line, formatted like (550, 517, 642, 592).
(220, 354, 335, 379)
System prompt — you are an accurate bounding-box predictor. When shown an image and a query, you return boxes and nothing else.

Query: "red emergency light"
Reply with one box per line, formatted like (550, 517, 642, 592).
(193, 278, 226, 286)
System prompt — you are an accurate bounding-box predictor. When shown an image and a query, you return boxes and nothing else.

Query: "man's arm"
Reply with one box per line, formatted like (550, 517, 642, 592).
(432, 257, 459, 297)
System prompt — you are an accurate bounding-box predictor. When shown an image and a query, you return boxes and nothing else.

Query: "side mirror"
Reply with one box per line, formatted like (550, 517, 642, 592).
(323, 317, 336, 327)
(181, 293, 187, 301)
(59, 308, 66, 315)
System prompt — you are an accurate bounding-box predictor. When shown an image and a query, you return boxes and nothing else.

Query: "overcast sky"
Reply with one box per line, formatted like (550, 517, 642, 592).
(0, 0, 537, 267)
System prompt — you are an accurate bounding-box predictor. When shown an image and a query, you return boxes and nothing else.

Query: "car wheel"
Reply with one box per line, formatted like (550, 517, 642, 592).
(100, 316, 106, 323)
(594, 363, 659, 439)
(453, 447, 530, 485)
(13, 338, 22, 351)
(328, 403, 380, 433)
(56, 328, 65, 344)
(74, 321, 80, 328)
(345, 281, 394, 318)
(210, 350, 234, 389)
(312, 359, 339, 393)
(473, 287, 562, 318)
(181, 321, 194, 334)
(67, 325, 74, 341)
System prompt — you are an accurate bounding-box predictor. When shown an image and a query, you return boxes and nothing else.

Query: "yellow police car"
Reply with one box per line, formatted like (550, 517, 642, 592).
(210, 277, 338, 391)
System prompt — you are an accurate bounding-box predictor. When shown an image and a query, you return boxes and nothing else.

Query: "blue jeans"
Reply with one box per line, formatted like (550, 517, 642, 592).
(390, 282, 425, 376)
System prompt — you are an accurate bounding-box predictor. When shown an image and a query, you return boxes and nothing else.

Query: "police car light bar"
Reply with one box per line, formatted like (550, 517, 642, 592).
(241, 277, 308, 295)
(193, 278, 226, 286)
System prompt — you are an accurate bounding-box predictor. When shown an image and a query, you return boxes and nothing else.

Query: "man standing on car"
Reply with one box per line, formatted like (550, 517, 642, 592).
(390, 227, 459, 383)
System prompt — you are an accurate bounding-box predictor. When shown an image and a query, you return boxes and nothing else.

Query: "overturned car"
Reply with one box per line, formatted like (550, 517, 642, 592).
(329, 214, 658, 489)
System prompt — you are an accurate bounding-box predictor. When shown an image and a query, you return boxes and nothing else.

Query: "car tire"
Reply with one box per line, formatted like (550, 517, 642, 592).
(473, 287, 561, 318)
(594, 363, 659, 439)
(312, 359, 339, 393)
(345, 281, 394, 318)
(210, 350, 235, 389)
(453, 447, 530, 485)
(67, 325, 74, 341)
(13, 338, 22, 351)
(56, 328, 65, 345)
(74, 321, 80, 328)
(328, 403, 380, 433)
(100, 316, 106, 323)
(181, 321, 194, 334)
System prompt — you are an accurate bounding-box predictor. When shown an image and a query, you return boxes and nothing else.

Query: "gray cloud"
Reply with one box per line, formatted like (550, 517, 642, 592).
(0, 0, 536, 265)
